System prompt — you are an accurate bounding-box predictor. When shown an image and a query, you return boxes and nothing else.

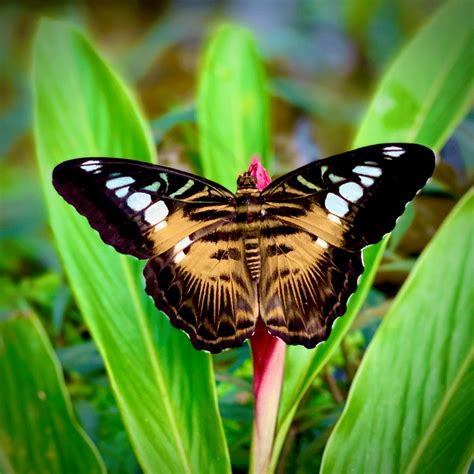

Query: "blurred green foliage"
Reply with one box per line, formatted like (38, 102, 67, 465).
(1, 1, 472, 473)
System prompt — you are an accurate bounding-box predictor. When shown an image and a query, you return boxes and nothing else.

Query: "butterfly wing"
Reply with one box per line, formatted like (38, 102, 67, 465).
(52, 158, 236, 259)
(53, 158, 257, 352)
(145, 222, 258, 352)
(261, 143, 436, 251)
(258, 220, 363, 347)
(258, 143, 435, 347)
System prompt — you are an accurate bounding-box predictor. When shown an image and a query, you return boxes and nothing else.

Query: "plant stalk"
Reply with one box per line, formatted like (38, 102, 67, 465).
(248, 157, 286, 474)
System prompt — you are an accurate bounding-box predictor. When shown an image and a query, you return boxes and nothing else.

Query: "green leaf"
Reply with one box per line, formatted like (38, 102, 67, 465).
(197, 23, 271, 189)
(34, 19, 230, 473)
(271, 0, 474, 469)
(321, 188, 474, 473)
(0, 311, 105, 474)
(354, 0, 474, 151)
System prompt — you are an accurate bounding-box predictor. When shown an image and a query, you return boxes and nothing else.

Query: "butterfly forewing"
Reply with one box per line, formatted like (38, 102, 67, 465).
(262, 144, 435, 251)
(52, 158, 235, 259)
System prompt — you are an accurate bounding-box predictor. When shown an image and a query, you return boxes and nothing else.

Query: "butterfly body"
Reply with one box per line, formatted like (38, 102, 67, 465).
(52, 143, 435, 352)
(235, 174, 264, 281)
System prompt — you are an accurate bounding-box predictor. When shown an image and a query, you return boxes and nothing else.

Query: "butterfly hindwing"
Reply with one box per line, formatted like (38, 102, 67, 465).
(258, 220, 363, 347)
(52, 158, 235, 259)
(262, 144, 435, 251)
(144, 223, 258, 352)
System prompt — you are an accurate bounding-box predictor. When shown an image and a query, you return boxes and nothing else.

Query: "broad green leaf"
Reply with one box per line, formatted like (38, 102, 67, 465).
(354, 0, 474, 151)
(197, 23, 271, 189)
(0, 311, 105, 474)
(321, 189, 474, 473)
(271, 0, 474, 469)
(34, 19, 230, 473)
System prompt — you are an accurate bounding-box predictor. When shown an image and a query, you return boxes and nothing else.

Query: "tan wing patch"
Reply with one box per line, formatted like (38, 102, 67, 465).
(144, 204, 234, 255)
(144, 223, 258, 352)
(258, 220, 363, 348)
(263, 201, 351, 249)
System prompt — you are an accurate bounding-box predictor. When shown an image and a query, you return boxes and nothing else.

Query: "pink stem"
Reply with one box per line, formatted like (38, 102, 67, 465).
(248, 157, 286, 473)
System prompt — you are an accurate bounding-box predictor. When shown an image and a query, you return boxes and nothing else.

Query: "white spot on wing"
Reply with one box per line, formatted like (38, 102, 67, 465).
(154, 221, 168, 231)
(106, 176, 135, 189)
(325, 193, 349, 217)
(81, 161, 102, 172)
(175, 236, 192, 252)
(127, 192, 151, 211)
(339, 182, 364, 203)
(144, 200, 168, 224)
(115, 187, 129, 198)
(328, 214, 341, 224)
(384, 146, 405, 158)
(360, 176, 375, 187)
(174, 251, 186, 264)
(353, 165, 382, 177)
(316, 238, 329, 249)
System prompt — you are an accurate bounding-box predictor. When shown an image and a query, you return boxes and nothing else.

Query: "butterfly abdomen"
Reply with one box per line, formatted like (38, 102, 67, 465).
(236, 178, 263, 282)
(244, 235, 261, 281)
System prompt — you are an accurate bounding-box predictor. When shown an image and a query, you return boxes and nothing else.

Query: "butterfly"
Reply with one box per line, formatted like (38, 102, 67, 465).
(52, 143, 435, 353)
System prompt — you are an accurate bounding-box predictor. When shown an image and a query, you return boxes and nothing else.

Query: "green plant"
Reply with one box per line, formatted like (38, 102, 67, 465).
(1, 0, 472, 471)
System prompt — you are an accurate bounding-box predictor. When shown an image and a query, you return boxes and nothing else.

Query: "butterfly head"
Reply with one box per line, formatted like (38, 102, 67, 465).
(237, 173, 258, 191)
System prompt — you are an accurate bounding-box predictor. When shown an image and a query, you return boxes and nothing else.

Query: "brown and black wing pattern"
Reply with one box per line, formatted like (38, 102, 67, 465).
(262, 143, 436, 251)
(144, 223, 258, 352)
(53, 158, 256, 352)
(52, 145, 436, 352)
(258, 143, 434, 346)
(52, 158, 235, 259)
(258, 220, 363, 347)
